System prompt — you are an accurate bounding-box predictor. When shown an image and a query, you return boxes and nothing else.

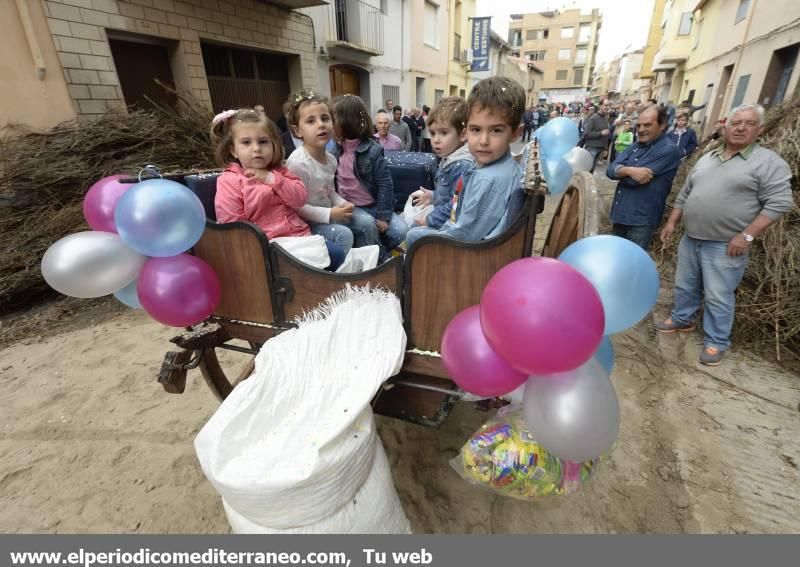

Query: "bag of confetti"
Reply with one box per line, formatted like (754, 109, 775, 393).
(451, 408, 599, 501)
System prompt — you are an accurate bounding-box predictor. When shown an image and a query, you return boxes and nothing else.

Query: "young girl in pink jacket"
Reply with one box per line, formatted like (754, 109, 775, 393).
(211, 108, 345, 268)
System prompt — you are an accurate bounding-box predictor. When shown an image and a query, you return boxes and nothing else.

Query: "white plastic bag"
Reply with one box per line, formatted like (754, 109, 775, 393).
(402, 193, 434, 228)
(272, 234, 330, 269)
(194, 287, 409, 533)
(336, 245, 380, 273)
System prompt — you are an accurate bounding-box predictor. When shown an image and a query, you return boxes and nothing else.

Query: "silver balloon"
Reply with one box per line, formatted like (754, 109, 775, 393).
(563, 147, 594, 174)
(41, 231, 146, 298)
(522, 357, 620, 462)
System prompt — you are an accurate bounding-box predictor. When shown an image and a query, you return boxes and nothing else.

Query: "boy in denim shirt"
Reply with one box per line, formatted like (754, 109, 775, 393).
(405, 97, 474, 246)
(405, 77, 525, 247)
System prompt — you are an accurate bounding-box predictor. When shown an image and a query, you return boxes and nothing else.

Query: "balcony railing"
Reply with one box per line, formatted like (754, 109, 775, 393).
(327, 0, 384, 56)
(453, 35, 470, 64)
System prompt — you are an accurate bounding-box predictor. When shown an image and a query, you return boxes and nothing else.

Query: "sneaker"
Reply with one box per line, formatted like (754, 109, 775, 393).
(699, 347, 724, 366)
(654, 317, 696, 333)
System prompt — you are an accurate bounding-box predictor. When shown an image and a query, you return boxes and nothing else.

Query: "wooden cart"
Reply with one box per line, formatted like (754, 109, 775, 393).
(155, 143, 596, 427)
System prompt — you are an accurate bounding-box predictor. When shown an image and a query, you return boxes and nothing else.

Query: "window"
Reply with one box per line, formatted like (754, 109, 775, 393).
(731, 74, 751, 108)
(558, 48, 571, 60)
(509, 29, 522, 46)
(382, 85, 399, 109)
(556, 69, 568, 81)
(380, 0, 388, 14)
(575, 48, 587, 65)
(687, 89, 696, 103)
(424, 1, 438, 48)
(574, 68, 584, 85)
(527, 50, 546, 61)
(678, 12, 692, 36)
(434, 89, 444, 104)
(561, 27, 574, 39)
(735, 0, 751, 24)
(526, 28, 548, 40)
(578, 24, 592, 43)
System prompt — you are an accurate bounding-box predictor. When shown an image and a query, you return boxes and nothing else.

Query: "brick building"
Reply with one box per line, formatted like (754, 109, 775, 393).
(1, 0, 323, 129)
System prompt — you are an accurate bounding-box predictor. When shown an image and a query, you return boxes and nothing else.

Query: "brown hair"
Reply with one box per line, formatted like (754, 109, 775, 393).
(427, 96, 468, 133)
(467, 77, 525, 129)
(286, 89, 332, 132)
(210, 108, 284, 169)
(333, 94, 373, 141)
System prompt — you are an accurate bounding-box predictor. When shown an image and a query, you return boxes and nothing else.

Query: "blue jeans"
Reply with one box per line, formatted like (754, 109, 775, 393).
(309, 222, 354, 255)
(405, 225, 439, 248)
(670, 235, 749, 351)
(323, 240, 345, 271)
(586, 146, 604, 173)
(345, 206, 409, 253)
(612, 223, 655, 251)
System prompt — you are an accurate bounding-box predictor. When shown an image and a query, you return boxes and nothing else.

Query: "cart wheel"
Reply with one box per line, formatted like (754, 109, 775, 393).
(198, 343, 258, 401)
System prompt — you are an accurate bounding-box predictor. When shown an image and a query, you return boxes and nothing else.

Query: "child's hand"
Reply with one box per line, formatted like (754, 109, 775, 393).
(375, 219, 389, 234)
(411, 188, 433, 206)
(245, 168, 274, 184)
(330, 203, 354, 222)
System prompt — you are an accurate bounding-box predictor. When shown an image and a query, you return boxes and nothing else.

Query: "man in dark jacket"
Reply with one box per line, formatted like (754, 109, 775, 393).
(667, 112, 698, 158)
(522, 106, 535, 142)
(583, 99, 611, 172)
(402, 109, 420, 151)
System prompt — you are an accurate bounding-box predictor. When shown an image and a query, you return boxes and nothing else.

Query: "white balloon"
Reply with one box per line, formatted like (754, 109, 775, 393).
(41, 231, 146, 298)
(563, 147, 595, 174)
(522, 357, 620, 462)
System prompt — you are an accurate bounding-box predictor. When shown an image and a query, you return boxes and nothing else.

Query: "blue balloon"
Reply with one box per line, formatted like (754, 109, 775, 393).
(115, 179, 206, 257)
(559, 235, 660, 335)
(537, 117, 579, 158)
(113, 279, 142, 309)
(594, 336, 614, 375)
(541, 157, 573, 195)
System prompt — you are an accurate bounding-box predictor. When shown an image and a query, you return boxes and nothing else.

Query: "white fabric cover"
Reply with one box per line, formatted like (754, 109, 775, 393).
(194, 287, 409, 533)
(336, 245, 380, 274)
(271, 234, 330, 269)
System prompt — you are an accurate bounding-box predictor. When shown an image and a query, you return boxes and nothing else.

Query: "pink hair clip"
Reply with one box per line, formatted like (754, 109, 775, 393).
(212, 109, 237, 125)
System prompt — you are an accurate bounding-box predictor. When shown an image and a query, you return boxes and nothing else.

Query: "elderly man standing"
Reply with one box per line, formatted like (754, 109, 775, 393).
(606, 105, 681, 249)
(583, 99, 611, 172)
(374, 111, 403, 150)
(657, 104, 793, 366)
(390, 106, 413, 151)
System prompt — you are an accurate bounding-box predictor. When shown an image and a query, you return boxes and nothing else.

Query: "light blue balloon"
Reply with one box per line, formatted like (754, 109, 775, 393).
(559, 235, 660, 335)
(541, 157, 573, 195)
(594, 336, 614, 375)
(113, 279, 142, 309)
(538, 117, 579, 158)
(115, 179, 206, 257)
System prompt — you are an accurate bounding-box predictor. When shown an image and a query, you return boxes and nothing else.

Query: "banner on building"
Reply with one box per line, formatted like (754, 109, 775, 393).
(470, 17, 491, 72)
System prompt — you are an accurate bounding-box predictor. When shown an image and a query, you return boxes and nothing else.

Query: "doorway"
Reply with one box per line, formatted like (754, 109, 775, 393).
(108, 37, 176, 109)
(759, 43, 799, 109)
(329, 65, 361, 98)
(707, 64, 733, 132)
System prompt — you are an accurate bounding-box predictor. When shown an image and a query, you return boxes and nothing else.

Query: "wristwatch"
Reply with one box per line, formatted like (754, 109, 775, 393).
(742, 232, 754, 242)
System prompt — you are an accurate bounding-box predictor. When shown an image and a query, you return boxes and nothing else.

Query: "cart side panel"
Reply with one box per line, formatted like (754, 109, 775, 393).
(192, 222, 278, 324)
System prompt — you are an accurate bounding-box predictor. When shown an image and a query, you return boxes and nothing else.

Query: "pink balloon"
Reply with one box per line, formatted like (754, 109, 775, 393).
(480, 257, 605, 375)
(83, 175, 130, 232)
(137, 254, 221, 327)
(441, 305, 528, 397)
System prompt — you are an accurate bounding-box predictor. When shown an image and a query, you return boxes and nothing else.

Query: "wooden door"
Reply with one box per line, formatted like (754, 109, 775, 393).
(329, 66, 361, 98)
(108, 38, 176, 109)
